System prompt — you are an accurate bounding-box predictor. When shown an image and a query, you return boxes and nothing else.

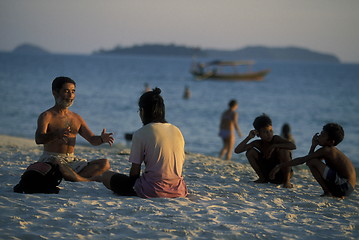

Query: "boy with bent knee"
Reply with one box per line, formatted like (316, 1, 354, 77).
(270, 123, 356, 198)
(235, 114, 296, 188)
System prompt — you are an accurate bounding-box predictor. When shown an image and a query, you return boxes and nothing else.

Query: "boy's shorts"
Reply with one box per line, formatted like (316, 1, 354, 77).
(323, 167, 354, 197)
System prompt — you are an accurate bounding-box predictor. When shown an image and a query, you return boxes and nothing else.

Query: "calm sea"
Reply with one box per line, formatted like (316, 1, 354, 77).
(1, 53, 358, 167)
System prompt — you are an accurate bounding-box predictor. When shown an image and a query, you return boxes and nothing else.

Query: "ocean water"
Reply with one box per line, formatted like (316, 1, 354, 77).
(0, 53, 359, 167)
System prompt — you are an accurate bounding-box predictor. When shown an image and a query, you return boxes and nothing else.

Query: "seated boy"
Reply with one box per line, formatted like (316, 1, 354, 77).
(270, 123, 356, 198)
(234, 114, 296, 188)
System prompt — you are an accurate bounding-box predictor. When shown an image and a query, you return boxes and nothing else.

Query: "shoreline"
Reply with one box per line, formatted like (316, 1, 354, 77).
(0, 134, 358, 239)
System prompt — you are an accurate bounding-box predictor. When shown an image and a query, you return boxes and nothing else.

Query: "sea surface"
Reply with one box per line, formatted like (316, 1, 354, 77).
(1, 53, 358, 167)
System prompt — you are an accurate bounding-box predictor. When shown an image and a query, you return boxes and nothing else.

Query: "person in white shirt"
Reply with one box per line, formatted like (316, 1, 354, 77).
(96, 88, 188, 198)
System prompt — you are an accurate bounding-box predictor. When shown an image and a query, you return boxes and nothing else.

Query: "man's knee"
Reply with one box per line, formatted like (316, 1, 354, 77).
(101, 159, 111, 171)
(89, 158, 111, 171)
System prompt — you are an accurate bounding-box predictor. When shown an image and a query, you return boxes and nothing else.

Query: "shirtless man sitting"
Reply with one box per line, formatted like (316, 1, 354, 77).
(35, 76, 114, 182)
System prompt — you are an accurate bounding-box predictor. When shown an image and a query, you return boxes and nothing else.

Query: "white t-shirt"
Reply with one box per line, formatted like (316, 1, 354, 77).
(129, 122, 187, 198)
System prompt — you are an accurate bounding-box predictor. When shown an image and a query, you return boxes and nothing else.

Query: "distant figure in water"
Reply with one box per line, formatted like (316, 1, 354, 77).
(270, 123, 356, 198)
(281, 123, 295, 145)
(144, 83, 151, 93)
(183, 85, 191, 99)
(218, 100, 243, 160)
(96, 88, 188, 198)
(235, 114, 295, 188)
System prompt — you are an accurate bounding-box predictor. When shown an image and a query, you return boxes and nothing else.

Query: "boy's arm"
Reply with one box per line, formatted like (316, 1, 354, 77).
(263, 135, 296, 159)
(270, 147, 327, 179)
(271, 135, 296, 150)
(234, 130, 257, 153)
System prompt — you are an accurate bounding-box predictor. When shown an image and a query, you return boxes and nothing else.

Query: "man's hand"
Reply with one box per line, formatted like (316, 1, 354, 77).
(101, 128, 115, 146)
(58, 126, 71, 143)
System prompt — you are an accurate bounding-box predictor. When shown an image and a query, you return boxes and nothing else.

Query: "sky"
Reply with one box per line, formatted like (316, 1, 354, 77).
(1, 0, 359, 63)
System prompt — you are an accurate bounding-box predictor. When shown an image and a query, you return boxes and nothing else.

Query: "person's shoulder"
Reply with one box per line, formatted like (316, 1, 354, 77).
(272, 135, 283, 140)
(38, 108, 55, 119)
(272, 135, 290, 143)
(69, 111, 84, 120)
(315, 146, 335, 156)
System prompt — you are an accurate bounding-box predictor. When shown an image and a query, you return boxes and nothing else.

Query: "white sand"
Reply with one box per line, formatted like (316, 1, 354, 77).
(0, 134, 358, 239)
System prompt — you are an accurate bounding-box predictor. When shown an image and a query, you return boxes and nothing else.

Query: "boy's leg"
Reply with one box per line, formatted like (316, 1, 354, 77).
(278, 149, 293, 188)
(306, 159, 331, 196)
(79, 159, 111, 179)
(246, 148, 267, 182)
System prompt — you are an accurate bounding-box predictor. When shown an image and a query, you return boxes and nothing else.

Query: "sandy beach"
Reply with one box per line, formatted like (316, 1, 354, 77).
(0, 134, 358, 239)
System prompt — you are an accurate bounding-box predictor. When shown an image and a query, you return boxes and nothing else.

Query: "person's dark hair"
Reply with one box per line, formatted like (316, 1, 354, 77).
(229, 99, 237, 108)
(52, 77, 76, 93)
(323, 123, 344, 146)
(139, 87, 167, 125)
(253, 114, 272, 131)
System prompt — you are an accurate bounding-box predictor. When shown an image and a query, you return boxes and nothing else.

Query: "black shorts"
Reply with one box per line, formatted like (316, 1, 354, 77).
(110, 173, 138, 196)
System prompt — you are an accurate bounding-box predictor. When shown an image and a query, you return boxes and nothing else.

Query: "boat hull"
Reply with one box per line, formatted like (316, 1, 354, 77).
(191, 69, 270, 81)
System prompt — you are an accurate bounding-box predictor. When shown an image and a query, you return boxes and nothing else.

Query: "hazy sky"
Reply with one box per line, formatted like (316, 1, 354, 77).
(1, 0, 359, 62)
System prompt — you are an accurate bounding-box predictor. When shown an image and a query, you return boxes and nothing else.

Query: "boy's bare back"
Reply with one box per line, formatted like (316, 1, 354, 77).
(317, 146, 356, 188)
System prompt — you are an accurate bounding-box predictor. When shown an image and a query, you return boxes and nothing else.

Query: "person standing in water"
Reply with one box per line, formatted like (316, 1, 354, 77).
(281, 123, 295, 145)
(219, 99, 243, 160)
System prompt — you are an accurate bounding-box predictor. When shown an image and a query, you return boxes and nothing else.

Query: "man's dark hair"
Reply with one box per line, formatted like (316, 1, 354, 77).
(253, 114, 272, 131)
(139, 87, 167, 125)
(323, 123, 344, 146)
(52, 76, 76, 93)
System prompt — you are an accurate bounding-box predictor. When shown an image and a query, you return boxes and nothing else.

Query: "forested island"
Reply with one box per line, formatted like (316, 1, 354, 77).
(11, 44, 50, 55)
(6, 43, 340, 63)
(94, 44, 340, 63)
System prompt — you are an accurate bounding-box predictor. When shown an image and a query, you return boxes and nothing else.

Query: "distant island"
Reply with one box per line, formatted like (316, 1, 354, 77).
(94, 44, 204, 57)
(94, 44, 340, 63)
(11, 43, 50, 55)
(6, 43, 340, 63)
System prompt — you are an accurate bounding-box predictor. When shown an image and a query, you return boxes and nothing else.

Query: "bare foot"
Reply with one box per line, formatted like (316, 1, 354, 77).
(283, 182, 293, 188)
